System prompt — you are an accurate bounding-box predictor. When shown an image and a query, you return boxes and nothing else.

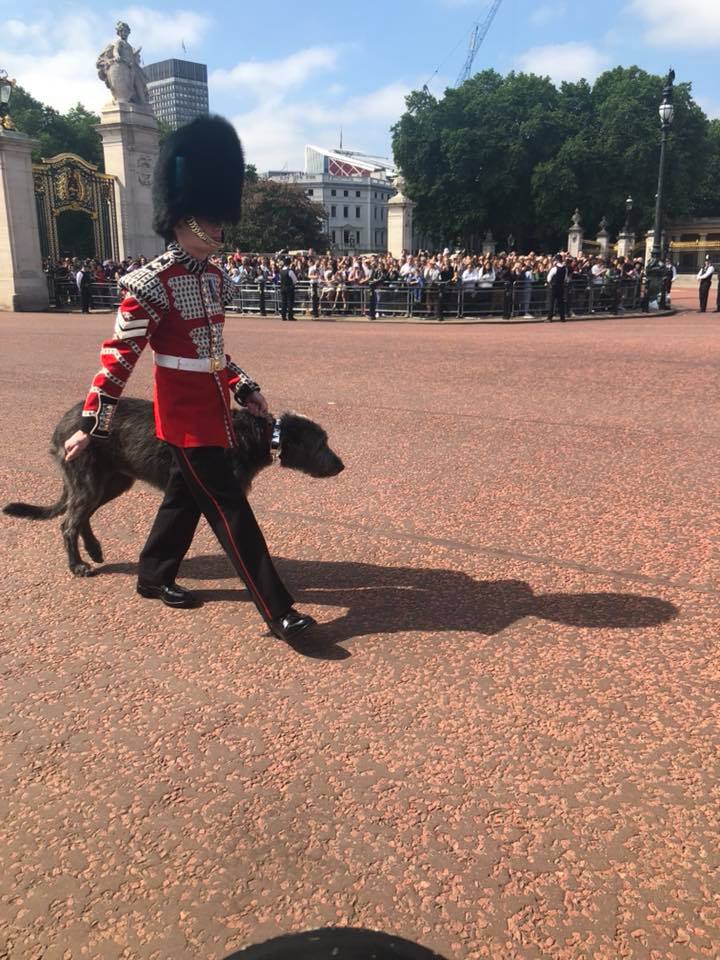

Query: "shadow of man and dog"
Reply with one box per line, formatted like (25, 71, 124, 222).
(97, 554, 679, 661)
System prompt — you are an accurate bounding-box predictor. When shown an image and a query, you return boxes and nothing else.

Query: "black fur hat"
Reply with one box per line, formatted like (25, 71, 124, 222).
(152, 115, 244, 240)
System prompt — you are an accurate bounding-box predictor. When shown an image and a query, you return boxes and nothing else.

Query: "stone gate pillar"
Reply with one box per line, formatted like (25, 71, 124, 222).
(567, 209, 584, 257)
(96, 102, 163, 261)
(387, 176, 415, 258)
(0, 129, 49, 311)
(597, 216, 610, 261)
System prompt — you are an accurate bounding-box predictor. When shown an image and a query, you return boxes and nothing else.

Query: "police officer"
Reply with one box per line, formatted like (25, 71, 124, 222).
(279, 256, 297, 321)
(697, 255, 714, 312)
(63, 116, 316, 644)
(546, 254, 568, 322)
(76, 260, 94, 313)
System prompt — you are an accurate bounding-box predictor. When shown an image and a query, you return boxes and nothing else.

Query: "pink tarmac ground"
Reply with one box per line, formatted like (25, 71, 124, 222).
(0, 300, 719, 960)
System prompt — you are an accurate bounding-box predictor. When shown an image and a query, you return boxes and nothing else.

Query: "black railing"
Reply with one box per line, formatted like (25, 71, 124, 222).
(47, 276, 647, 318)
(226, 277, 646, 319)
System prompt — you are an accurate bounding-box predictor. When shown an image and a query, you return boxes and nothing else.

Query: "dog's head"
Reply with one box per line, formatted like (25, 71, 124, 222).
(276, 412, 344, 478)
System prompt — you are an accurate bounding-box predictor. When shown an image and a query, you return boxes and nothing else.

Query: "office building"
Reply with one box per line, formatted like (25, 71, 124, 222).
(144, 59, 209, 129)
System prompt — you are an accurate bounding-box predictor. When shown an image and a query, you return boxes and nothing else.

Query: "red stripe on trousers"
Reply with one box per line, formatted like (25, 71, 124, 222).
(178, 448, 274, 622)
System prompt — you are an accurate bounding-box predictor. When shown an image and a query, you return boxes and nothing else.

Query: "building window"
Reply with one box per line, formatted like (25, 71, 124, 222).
(343, 190, 348, 197)
(356, 230, 361, 244)
(380, 208, 384, 220)
(356, 190, 361, 197)
(343, 206, 349, 218)
(374, 208, 377, 220)
(355, 206, 360, 218)
(331, 205, 336, 217)
(343, 230, 351, 245)
(331, 189, 336, 196)
(332, 230, 336, 244)
(307, 189, 314, 196)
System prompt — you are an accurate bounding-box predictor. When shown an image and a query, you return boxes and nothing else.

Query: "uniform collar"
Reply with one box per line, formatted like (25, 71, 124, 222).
(167, 241, 208, 274)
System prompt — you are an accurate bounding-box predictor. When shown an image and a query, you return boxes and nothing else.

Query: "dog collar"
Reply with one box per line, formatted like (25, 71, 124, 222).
(270, 418, 282, 461)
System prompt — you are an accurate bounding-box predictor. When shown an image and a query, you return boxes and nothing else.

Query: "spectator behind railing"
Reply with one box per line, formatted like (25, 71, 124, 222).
(46, 246, 656, 318)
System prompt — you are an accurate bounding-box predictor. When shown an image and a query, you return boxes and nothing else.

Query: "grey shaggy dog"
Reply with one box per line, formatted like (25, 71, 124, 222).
(4, 397, 344, 577)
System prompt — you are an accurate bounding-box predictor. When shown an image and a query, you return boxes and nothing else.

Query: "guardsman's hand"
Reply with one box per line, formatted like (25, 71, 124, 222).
(64, 430, 90, 462)
(245, 391, 269, 417)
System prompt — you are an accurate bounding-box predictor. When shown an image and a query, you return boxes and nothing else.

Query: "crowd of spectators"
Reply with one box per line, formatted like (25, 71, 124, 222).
(44, 255, 146, 310)
(45, 246, 671, 318)
(218, 248, 663, 319)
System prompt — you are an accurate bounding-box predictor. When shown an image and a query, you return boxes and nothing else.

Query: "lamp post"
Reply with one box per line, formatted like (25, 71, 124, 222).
(0, 69, 16, 130)
(623, 195, 633, 234)
(647, 69, 674, 307)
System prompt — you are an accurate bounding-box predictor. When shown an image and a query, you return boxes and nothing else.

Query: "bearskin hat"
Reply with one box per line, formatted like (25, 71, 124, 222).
(152, 115, 244, 240)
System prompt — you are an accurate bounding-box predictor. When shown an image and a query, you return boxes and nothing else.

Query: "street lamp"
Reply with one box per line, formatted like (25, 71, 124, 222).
(0, 69, 16, 130)
(623, 195, 633, 233)
(647, 69, 674, 306)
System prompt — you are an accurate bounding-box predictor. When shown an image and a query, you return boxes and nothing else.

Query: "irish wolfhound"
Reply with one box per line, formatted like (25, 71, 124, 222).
(4, 397, 344, 576)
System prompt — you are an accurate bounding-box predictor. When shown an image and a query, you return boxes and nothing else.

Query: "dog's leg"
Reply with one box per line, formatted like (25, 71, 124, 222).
(79, 475, 136, 566)
(62, 507, 93, 576)
(80, 520, 103, 564)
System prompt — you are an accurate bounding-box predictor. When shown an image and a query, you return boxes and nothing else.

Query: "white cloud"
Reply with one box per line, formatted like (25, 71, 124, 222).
(230, 81, 411, 172)
(530, 2, 567, 26)
(628, 0, 720, 48)
(117, 7, 211, 57)
(211, 47, 340, 96)
(0, 7, 211, 113)
(515, 42, 610, 84)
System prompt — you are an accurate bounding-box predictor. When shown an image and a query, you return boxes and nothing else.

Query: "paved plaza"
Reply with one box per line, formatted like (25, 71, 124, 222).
(1, 304, 719, 959)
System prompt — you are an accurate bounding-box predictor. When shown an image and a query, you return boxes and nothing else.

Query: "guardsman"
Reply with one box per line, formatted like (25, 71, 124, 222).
(63, 115, 316, 643)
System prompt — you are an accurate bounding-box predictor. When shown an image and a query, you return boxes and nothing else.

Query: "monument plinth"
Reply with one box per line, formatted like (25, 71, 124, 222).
(95, 21, 163, 260)
(0, 129, 49, 311)
(96, 102, 162, 259)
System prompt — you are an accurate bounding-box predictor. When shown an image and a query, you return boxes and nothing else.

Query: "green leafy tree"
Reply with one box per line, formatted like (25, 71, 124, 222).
(691, 119, 720, 217)
(393, 66, 715, 250)
(225, 179, 326, 252)
(10, 86, 103, 168)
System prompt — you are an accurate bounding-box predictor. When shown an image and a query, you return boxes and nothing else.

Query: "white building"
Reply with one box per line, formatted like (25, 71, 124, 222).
(267, 145, 395, 253)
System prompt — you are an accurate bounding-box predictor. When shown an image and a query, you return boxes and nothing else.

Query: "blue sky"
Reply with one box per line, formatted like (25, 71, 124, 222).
(1, 0, 718, 171)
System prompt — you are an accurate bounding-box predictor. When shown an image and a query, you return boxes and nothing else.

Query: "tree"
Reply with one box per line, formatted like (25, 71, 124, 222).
(225, 179, 327, 252)
(691, 119, 720, 217)
(392, 67, 715, 250)
(10, 86, 103, 168)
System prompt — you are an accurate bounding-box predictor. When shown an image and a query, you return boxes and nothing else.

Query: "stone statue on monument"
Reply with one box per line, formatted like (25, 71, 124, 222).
(96, 21, 149, 106)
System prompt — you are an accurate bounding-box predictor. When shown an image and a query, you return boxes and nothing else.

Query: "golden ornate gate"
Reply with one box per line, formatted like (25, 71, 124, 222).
(33, 153, 119, 262)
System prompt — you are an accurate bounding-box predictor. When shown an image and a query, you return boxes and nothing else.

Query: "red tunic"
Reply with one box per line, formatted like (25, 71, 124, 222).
(81, 243, 258, 448)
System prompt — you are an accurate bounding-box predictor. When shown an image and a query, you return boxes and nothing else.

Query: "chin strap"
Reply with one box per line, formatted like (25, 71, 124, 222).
(185, 217, 223, 250)
(270, 418, 282, 461)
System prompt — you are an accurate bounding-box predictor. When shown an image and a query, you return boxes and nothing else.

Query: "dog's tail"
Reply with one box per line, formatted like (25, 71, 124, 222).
(3, 488, 68, 520)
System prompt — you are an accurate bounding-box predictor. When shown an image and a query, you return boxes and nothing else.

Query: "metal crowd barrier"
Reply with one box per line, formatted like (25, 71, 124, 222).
(226, 278, 645, 319)
(47, 278, 122, 311)
(46, 275, 645, 318)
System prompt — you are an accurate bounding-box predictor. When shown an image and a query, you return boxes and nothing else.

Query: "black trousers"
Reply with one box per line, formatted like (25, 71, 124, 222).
(80, 287, 92, 313)
(368, 287, 378, 319)
(699, 279, 711, 312)
(547, 288, 566, 321)
(137, 445, 293, 622)
(280, 287, 295, 320)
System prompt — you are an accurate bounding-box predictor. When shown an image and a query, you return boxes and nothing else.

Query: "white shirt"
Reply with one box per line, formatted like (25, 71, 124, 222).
(698, 263, 715, 281)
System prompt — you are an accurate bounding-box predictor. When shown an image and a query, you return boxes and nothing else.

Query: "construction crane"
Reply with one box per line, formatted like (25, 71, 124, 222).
(455, 0, 504, 87)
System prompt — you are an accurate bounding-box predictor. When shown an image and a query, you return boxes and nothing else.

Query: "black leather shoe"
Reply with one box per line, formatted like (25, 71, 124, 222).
(268, 608, 317, 642)
(136, 582, 200, 608)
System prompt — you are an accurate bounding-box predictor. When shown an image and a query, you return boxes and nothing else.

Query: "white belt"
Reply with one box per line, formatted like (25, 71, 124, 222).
(154, 352, 226, 373)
